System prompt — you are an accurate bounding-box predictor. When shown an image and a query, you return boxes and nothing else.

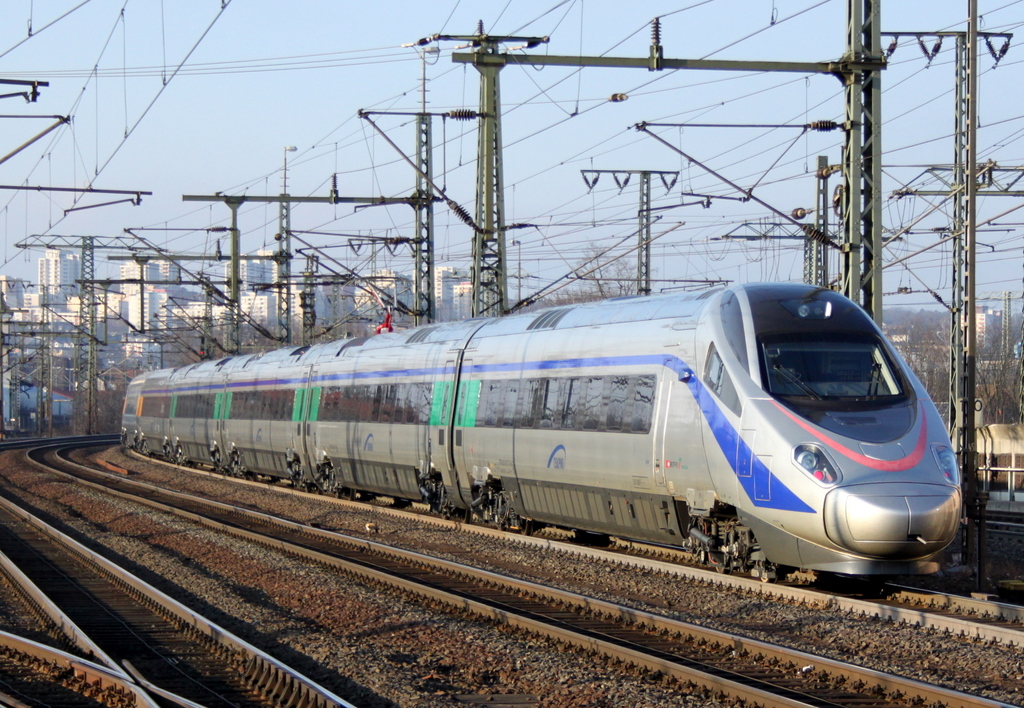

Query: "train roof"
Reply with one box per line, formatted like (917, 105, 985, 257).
(148, 282, 845, 377)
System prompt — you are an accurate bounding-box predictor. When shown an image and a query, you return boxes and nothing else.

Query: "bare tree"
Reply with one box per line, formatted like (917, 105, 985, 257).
(539, 245, 638, 307)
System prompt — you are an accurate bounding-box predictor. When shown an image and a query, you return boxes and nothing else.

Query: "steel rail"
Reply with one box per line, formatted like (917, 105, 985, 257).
(124, 446, 1024, 645)
(53, 445, 1014, 708)
(0, 628, 162, 708)
(0, 545, 123, 671)
(3, 443, 356, 708)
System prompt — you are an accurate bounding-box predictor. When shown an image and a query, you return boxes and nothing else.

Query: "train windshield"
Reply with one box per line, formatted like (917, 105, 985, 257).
(760, 333, 903, 400)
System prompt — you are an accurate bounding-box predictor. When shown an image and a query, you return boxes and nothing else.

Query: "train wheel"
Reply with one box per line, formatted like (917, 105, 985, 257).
(753, 560, 779, 583)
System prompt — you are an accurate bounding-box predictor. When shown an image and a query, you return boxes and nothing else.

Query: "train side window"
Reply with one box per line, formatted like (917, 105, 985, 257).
(319, 388, 336, 421)
(335, 387, 349, 422)
(392, 384, 407, 424)
(347, 387, 359, 422)
(405, 384, 416, 424)
(606, 376, 629, 431)
(560, 378, 580, 430)
(455, 380, 481, 427)
(402, 384, 415, 424)
(371, 385, 383, 421)
(349, 386, 364, 421)
(581, 376, 605, 431)
(518, 379, 539, 428)
(502, 380, 519, 427)
(380, 384, 397, 423)
(704, 344, 743, 416)
(538, 379, 559, 428)
(414, 383, 431, 424)
(631, 375, 656, 433)
(482, 380, 504, 427)
(402, 384, 417, 424)
(431, 382, 452, 426)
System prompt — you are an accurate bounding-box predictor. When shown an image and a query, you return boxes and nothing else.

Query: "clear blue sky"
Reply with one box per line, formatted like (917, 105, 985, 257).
(0, 1, 1021, 310)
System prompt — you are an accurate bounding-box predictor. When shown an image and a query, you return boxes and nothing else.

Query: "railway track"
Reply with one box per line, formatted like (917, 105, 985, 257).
(0, 436, 352, 708)
(118, 443, 1024, 647)
(28, 438, 1017, 708)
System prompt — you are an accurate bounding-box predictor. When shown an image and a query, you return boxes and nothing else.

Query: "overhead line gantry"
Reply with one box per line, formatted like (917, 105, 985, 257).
(418, 4, 885, 320)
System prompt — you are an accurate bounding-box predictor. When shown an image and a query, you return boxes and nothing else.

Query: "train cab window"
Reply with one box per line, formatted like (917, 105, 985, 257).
(703, 345, 742, 416)
(720, 293, 750, 374)
(760, 333, 904, 400)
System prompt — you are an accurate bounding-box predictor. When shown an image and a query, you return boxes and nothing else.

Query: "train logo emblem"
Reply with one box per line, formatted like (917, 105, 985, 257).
(363, 434, 374, 452)
(547, 445, 566, 470)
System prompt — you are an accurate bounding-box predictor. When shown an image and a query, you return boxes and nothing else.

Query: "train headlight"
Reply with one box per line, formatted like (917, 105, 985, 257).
(931, 445, 959, 484)
(792, 444, 841, 484)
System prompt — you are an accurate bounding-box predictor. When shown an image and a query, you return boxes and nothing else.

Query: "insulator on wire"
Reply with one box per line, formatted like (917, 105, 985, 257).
(448, 109, 477, 120)
(807, 120, 839, 132)
(802, 225, 835, 248)
(447, 199, 475, 228)
(651, 17, 661, 46)
(791, 208, 810, 220)
(930, 290, 949, 309)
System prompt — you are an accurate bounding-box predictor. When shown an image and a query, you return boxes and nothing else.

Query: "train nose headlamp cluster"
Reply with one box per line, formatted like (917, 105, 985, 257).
(931, 445, 959, 484)
(793, 444, 840, 484)
(781, 298, 833, 320)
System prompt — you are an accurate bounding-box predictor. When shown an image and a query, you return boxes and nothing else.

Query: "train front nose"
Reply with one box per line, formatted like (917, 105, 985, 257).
(823, 483, 961, 559)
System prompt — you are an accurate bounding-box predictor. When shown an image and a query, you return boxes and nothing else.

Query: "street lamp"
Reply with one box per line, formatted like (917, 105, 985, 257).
(282, 146, 297, 194)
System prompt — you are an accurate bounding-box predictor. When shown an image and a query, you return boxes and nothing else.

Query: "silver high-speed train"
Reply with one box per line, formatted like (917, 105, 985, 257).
(122, 283, 961, 579)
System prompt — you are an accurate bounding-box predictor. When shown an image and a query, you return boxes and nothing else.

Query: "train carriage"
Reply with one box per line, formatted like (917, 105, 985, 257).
(123, 283, 962, 579)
